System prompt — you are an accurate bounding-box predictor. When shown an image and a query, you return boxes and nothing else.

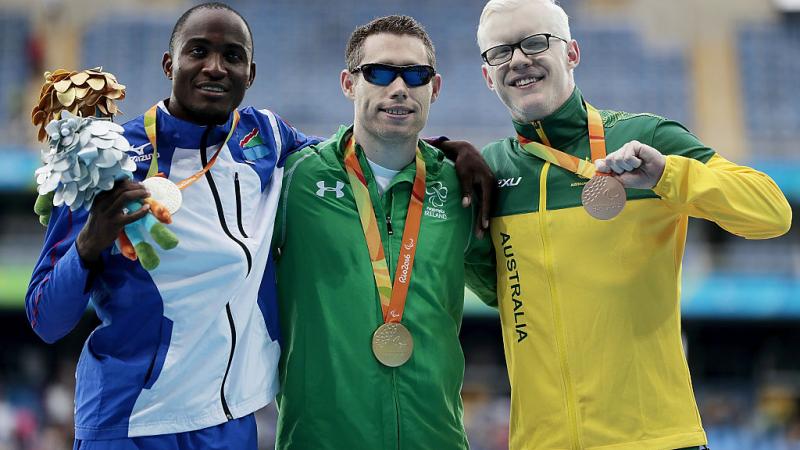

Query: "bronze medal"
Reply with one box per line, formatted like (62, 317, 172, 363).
(581, 175, 626, 220)
(372, 322, 414, 367)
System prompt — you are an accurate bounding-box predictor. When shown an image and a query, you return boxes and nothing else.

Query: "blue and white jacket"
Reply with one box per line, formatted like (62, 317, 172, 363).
(25, 102, 316, 439)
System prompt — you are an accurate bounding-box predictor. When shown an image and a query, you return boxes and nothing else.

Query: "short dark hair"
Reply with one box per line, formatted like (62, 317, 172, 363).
(169, 2, 254, 57)
(345, 15, 436, 71)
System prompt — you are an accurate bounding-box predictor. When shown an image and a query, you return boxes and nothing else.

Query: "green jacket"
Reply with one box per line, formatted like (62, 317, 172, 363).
(273, 125, 494, 450)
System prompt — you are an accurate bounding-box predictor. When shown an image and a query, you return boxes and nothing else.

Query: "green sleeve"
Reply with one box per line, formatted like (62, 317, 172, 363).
(464, 229, 498, 308)
(651, 119, 715, 163)
(273, 150, 307, 254)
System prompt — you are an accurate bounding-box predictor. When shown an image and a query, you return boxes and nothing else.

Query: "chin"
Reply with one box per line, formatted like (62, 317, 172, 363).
(193, 108, 233, 125)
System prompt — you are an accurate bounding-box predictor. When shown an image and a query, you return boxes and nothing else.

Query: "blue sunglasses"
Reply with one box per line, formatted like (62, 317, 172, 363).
(352, 63, 436, 87)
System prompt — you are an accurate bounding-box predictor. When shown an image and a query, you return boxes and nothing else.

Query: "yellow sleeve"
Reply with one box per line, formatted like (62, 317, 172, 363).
(653, 153, 792, 239)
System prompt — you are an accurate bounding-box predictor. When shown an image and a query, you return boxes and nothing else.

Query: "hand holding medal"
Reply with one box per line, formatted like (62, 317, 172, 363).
(517, 102, 633, 220)
(594, 140, 667, 190)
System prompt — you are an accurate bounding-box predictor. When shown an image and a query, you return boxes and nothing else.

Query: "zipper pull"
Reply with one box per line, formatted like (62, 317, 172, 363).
(386, 215, 393, 235)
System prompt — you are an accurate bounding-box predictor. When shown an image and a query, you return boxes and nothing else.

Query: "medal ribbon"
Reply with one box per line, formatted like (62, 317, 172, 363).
(343, 135, 426, 323)
(144, 104, 240, 189)
(517, 102, 606, 179)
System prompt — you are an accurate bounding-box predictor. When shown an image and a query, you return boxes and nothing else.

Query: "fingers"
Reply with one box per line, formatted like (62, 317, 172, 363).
(121, 203, 151, 226)
(104, 182, 149, 216)
(603, 141, 644, 174)
(459, 171, 474, 208)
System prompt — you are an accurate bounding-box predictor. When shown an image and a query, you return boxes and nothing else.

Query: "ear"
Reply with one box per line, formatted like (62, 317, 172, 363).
(430, 73, 442, 103)
(340, 69, 356, 100)
(162, 52, 173, 80)
(481, 64, 495, 91)
(566, 39, 580, 70)
(247, 61, 256, 88)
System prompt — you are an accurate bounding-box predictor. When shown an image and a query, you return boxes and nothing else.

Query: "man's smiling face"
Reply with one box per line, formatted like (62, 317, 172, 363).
(342, 33, 441, 144)
(479, 0, 579, 122)
(162, 7, 255, 125)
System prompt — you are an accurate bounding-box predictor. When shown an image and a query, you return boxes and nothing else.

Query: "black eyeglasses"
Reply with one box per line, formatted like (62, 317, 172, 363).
(351, 63, 436, 87)
(481, 33, 568, 66)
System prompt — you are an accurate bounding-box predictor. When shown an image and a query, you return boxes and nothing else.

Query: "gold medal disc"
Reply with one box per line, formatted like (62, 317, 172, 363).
(372, 322, 414, 367)
(581, 175, 626, 220)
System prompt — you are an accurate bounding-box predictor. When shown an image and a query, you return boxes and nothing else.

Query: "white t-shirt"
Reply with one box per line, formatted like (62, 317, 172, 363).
(366, 157, 401, 194)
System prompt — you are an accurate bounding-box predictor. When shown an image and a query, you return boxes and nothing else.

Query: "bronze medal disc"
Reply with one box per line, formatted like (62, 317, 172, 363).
(372, 322, 414, 367)
(581, 175, 626, 220)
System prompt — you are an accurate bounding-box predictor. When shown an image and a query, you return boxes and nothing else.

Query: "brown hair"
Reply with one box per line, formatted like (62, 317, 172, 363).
(345, 15, 436, 71)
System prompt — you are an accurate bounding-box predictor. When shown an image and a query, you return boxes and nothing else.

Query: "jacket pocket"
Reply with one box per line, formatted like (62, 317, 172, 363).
(143, 316, 173, 389)
(234, 172, 249, 238)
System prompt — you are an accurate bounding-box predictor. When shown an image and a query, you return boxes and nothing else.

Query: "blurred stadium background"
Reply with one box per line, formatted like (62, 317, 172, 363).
(0, 0, 798, 448)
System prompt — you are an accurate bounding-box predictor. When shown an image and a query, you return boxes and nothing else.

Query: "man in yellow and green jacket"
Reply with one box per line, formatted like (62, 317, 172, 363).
(474, 0, 792, 449)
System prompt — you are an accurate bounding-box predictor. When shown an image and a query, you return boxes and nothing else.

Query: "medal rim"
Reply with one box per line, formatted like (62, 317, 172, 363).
(371, 322, 414, 367)
(581, 175, 626, 220)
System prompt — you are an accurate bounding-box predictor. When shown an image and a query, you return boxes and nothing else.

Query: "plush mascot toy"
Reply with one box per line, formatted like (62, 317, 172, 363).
(31, 68, 178, 271)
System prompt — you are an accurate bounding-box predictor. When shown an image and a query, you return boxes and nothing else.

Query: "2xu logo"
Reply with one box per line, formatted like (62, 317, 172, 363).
(315, 180, 344, 198)
(498, 177, 522, 188)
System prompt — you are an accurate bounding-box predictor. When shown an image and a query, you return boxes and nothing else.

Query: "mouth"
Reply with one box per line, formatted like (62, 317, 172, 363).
(510, 74, 545, 88)
(379, 106, 414, 118)
(196, 83, 228, 96)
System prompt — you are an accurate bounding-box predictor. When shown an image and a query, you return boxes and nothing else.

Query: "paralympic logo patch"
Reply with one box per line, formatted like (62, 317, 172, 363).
(239, 128, 269, 161)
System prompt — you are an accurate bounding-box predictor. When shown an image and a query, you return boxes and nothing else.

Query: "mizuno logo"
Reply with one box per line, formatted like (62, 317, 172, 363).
(498, 177, 522, 188)
(128, 143, 151, 156)
(315, 180, 344, 198)
(127, 143, 153, 162)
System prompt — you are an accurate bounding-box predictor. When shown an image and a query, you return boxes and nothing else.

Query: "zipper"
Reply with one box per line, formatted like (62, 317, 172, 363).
(199, 130, 252, 275)
(220, 304, 237, 420)
(536, 136, 582, 449)
(383, 187, 401, 449)
(234, 173, 249, 238)
(198, 127, 246, 420)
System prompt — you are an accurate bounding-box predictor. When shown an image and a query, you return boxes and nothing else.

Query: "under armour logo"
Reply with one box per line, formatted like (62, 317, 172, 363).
(426, 182, 448, 207)
(315, 180, 344, 198)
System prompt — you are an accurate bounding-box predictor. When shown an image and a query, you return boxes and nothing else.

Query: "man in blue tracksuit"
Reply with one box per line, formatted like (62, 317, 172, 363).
(26, 4, 315, 449)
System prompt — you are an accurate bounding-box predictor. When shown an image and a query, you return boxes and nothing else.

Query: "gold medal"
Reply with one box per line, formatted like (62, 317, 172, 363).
(581, 175, 626, 220)
(372, 322, 413, 367)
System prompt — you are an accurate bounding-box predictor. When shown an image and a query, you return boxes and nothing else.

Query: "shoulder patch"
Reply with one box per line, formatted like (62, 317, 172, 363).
(601, 110, 666, 128)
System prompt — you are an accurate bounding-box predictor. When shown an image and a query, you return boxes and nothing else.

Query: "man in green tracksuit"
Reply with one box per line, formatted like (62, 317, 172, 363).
(272, 15, 496, 450)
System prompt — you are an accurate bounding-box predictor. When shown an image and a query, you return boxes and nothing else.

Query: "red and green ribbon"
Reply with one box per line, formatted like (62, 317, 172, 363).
(343, 135, 426, 323)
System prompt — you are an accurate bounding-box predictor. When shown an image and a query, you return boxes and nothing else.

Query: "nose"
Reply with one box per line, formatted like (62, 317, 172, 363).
(508, 46, 532, 71)
(202, 53, 227, 78)
(387, 75, 409, 99)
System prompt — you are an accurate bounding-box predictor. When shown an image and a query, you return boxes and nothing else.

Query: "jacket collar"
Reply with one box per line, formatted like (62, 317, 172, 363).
(512, 87, 589, 152)
(155, 100, 238, 148)
(331, 124, 444, 182)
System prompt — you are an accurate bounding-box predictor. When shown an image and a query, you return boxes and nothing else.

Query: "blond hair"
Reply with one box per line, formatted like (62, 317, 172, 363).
(477, 0, 571, 49)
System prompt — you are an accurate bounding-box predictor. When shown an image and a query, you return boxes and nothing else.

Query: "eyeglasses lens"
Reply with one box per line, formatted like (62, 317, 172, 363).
(361, 65, 433, 87)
